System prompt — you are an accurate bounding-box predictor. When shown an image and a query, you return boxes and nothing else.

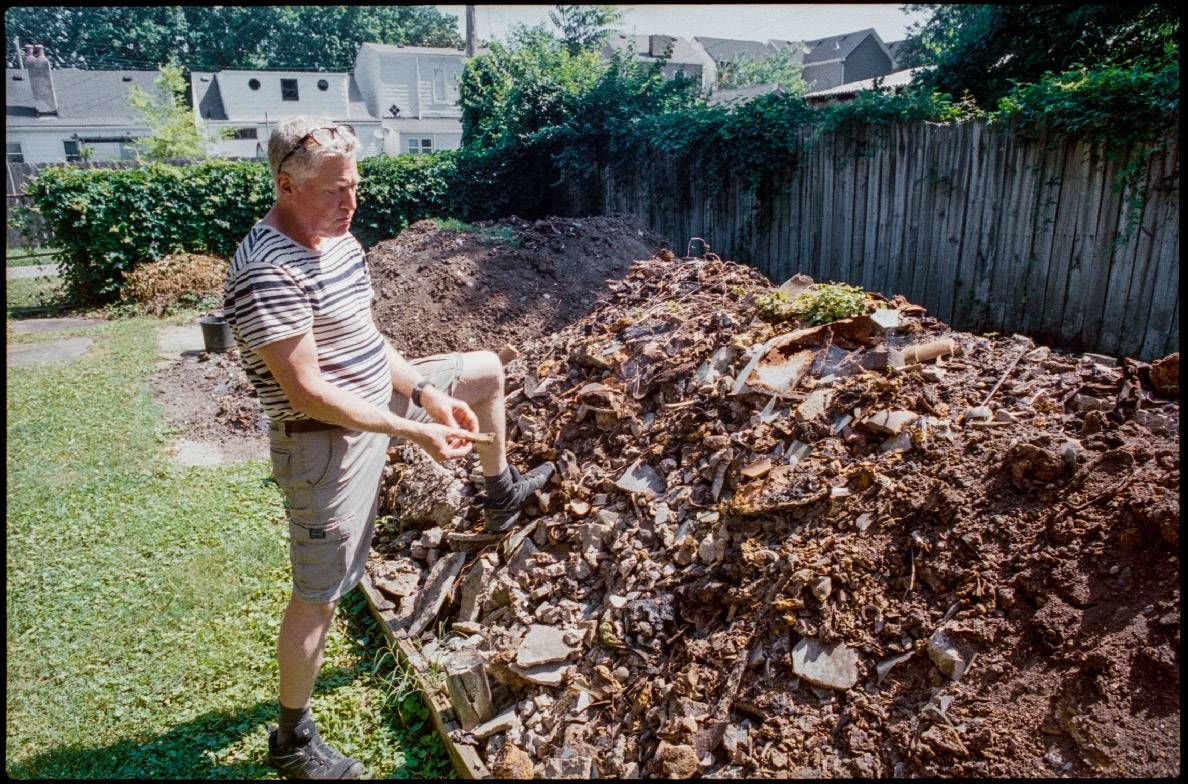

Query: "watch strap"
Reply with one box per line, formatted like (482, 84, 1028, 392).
(412, 380, 432, 407)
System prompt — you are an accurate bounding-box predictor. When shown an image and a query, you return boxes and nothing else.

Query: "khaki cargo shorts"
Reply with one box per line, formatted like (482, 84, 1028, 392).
(269, 352, 463, 604)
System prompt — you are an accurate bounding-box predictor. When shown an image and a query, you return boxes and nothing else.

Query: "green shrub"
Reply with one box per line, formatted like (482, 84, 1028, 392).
(25, 153, 462, 305)
(791, 283, 873, 326)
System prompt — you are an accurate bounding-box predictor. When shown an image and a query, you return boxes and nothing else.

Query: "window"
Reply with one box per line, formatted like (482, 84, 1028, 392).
(7, 142, 25, 163)
(317, 79, 329, 91)
(230, 127, 258, 140)
(63, 140, 82, 162)
(281, 78, 299, 101)
(248, 78, 261, 90)
(406, 137, 433, 154)
(433, 68, 447, 102)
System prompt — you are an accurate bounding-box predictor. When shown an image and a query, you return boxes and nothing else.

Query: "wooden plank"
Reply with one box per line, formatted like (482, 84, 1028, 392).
(1056, 139, 1107, 349)
(1033, 135, 1077, 346)
(1075, 144, 1128, 352)
(910, 122, 941, 308)
(1000, 128, 1044, 335)
(1137, 144, 1181, 360)
(358, 574, 490, 780)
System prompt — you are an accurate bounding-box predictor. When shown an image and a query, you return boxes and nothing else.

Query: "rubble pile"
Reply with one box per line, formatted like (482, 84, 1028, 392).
(366, 254, 1180, 778)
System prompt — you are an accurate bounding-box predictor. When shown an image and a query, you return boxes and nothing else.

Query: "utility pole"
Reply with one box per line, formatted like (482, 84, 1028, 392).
(465, 5, 477, 56)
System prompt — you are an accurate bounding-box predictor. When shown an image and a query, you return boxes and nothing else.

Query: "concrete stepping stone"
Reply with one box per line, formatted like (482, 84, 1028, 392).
(9, 317, 104, 334)
(6, 263, 59, 280)
(7, 336, 93, 367)
(157, 325, 206, 356)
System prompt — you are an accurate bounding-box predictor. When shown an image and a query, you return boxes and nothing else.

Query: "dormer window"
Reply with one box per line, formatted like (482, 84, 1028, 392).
(281, 78, 299, 101)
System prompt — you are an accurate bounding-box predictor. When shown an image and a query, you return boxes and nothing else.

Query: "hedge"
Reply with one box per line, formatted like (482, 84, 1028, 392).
(25, 154, 460, 305)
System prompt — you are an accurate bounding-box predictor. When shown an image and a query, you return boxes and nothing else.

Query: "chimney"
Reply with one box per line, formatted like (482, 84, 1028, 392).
(24, 43, 57, 114)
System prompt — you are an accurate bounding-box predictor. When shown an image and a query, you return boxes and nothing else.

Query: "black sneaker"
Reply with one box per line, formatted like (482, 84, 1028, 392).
(267, 718, 368, 780)
(483, 462, 556, 533)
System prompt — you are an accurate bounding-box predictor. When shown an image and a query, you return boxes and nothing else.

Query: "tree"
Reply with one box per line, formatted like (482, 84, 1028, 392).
(128, 62, 225, 160)
(717, 45, 811, 94)
(547, 5, 623, 56)
(899, 4, 1180, 103)
(4, 6, 463, 71)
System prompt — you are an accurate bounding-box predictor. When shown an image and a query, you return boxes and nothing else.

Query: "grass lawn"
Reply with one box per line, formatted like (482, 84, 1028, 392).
(6, 292, 451, 777)
(5, 245, 62, 267)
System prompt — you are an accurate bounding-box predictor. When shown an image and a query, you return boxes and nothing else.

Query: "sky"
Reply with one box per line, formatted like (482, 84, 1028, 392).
(434, 4, 933, 45)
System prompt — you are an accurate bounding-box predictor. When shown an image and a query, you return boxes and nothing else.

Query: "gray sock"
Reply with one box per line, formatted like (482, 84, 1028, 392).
(484, 466, 514, 506)
(278, 702, 311, 747)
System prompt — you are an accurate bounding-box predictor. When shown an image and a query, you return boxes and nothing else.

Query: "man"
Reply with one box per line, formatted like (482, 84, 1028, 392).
(223, 116, 553, 779)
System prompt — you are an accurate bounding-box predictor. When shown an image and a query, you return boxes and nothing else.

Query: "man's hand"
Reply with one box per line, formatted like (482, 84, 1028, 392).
(407, 421, 475, 462)
(421, 387, 480, 448)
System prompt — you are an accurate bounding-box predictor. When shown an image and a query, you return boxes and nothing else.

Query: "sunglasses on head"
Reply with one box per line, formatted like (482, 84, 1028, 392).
(278, 124, 356, 173)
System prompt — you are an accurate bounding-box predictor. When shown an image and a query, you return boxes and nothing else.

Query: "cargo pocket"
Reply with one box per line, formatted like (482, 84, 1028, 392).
(289, 515, 354, 601)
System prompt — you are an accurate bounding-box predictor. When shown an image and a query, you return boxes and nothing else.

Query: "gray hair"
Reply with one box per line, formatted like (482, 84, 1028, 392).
(268, 115, 359, 185)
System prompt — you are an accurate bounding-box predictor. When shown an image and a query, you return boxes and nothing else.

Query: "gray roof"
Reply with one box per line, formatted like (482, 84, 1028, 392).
(800, 28, 881, 64)
(602, 34, 709, 66)
(805, 66, 925, 100)
(707, 82, 783, 107)
(694, 37, 776, 65)
(6, 67, 164, 126)
(191, 72, 227, 121)
(886, 39, 905, 65)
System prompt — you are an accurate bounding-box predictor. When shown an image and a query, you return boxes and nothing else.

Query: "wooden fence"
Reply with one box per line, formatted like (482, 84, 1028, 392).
(573, 120, 1179, 361)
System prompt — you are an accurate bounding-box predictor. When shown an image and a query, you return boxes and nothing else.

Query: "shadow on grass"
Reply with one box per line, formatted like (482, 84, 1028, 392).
(7, 589, 449, 780)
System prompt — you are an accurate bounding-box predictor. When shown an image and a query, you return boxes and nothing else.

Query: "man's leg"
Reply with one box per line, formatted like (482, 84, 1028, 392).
(277, 594, 337, 717)
(451, 350, 508, 477)
(450, 350, 554, 531)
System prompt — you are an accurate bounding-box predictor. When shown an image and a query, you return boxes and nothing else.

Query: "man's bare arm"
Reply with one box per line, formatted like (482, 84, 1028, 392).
(256, 330, 472, 460)
(384, 341, 427, 398)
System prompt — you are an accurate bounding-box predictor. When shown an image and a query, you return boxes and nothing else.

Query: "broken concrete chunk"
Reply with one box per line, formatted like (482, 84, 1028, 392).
(458, 556, 497, 624)
(870, 308, 902, 330)
(374, 570, 421, 599)
(491, 742, 534, 779)
(472, 708, 520, 740)
(797, 388, 834, 421)
(861, 409, 919, 435)
(540, 755, 593, 779)
(880, 431, 914, 454)
(517, 624, 576, 668)
(791, 638, 860, 690)
(406, 552, 466, 637)
(963, 406, 993, 424)
(615, 459, 666, 497)
(927, 627, 964, 678)
(654, 741, 702, 778)
(509, 660, 573, 687)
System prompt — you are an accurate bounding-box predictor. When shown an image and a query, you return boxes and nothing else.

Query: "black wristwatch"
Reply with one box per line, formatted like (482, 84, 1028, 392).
(411, 380, 434, 407)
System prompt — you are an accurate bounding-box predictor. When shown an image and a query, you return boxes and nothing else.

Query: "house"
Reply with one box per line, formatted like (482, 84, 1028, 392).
(6, 44, 160, 164)
(696, 29, 896, 94)
(601, 34, 718, 92)
(707, 82, 785, 108)
(774, 29, 895, 92)
(190, 69, 384, 160)
(804, 66, 927, 104)
(885, 39, 907, 69)
(352, 43, 479, 155)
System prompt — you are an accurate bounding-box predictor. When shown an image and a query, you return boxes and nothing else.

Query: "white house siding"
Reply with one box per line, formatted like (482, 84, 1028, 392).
(384, 117, 462, 155)
(216, 71, 352, 123)
(377, 57, 420, 119)
(6, 126, 149, 164)
(202, 120, 385, 160)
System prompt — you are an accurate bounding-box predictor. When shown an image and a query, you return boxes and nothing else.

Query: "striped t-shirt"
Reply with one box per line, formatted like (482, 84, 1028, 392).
(223, 223, 391, 421)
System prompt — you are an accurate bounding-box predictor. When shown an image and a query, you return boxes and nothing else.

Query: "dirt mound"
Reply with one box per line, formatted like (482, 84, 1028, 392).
(368, 215, 668, 358)
(369, 255, 1180, 778)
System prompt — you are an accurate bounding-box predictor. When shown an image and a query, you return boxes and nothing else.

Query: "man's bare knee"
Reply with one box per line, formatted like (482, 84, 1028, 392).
(461, 350, 504, 400)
